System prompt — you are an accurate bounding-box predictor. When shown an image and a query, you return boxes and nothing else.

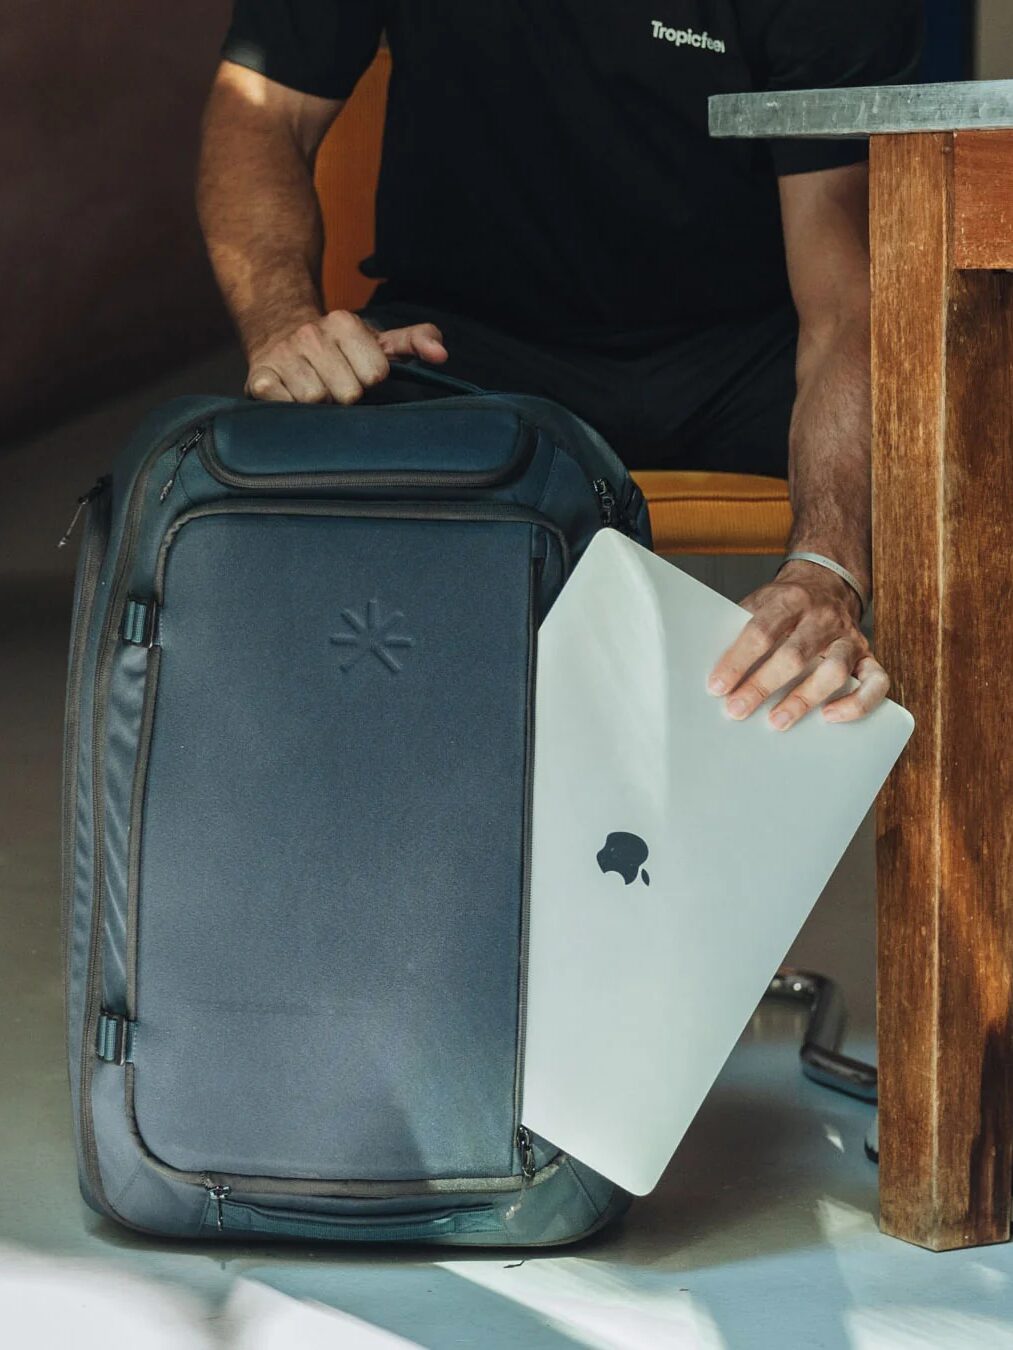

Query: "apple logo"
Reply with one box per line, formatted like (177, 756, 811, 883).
(596, 832, 651, 886)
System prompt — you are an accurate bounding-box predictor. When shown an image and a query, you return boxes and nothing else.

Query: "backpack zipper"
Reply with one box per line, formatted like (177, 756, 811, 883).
(185, 1152, 564, 1203)
(201, 1176, 232, 1231)
(516, 1126, 537, 1183)
(158, 427, 206, 502)
(592, 477, 617, 527)
(152, 498, 570, 595)
(57, 476, 112, 549)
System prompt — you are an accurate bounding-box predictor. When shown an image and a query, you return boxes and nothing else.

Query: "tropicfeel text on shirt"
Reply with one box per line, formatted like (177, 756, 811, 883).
(650, 20, 726, 53)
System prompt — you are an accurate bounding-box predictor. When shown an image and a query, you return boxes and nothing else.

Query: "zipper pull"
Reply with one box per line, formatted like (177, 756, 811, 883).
(516, 1126, 536, 1185)
(159, 426, 205, 503)
(57, 476, 110, 549)
(592, 477, 617, 527)
(201, 1175, 231, 1231)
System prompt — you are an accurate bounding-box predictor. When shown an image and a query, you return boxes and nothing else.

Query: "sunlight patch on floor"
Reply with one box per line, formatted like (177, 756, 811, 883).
(440, 1255, 725, 1350)
(845, 1306, 1013, 1350)
(224, 1280, 426, 1349)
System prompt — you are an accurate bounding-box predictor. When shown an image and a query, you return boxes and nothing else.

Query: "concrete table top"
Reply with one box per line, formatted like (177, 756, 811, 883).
(709, 80, 1013, 140)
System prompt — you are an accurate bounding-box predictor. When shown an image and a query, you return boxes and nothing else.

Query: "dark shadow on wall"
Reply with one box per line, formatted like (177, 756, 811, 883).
(2, 1, 237, 446)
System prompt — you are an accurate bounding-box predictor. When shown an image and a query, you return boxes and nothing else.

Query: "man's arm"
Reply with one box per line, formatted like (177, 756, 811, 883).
(706, 162, 890, 728)
(197, 60, 446, 403)
(780, 162, 873, 598)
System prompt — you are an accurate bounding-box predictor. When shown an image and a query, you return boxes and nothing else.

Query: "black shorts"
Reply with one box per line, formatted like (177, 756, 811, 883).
(359, 299, 797, 478)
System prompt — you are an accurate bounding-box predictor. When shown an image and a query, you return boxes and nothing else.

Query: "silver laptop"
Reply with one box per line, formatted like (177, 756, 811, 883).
(519, 529, 913, 1195)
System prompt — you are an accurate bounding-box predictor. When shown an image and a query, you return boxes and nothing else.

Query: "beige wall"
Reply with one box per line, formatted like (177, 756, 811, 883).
(3, 1, 235, 443)
(976, 0, 1013, 78)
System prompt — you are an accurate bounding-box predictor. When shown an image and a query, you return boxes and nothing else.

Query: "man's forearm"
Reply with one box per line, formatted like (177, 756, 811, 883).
(785, 313, 873, 599)
(196, 65, 445, 405)
(196, 79, 326, 359)
(708, 163, 890, 727)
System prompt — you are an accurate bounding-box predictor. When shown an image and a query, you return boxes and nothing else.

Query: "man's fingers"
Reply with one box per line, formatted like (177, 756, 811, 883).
(319, 311, 390, 392)
(247, 313, 447, 407)
(246, 366, 295, 402)
(821, 654, 891, 723)
(247, 312, 393, 406)
(374, 326, 417, 358)
(308, 346, 366, 405)
(376, 323, 448, 363)
(276, 354, 332, 404)
(706, 599, 799, 699)
(708, 572, 888, 729)
(721, 637, 822, 721)
(296, 323, 370, 404)
(767, 638, 862, 730)
(408, 326, 449, 362)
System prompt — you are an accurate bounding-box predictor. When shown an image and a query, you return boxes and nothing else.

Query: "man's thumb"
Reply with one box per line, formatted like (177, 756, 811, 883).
(377, 324, 446, 358)
(410, 329, 449, 361)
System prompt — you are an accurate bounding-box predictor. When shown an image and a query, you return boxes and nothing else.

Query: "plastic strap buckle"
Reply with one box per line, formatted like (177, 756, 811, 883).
(96, 1011, 136, 1066)
(121, 596, 158, 647)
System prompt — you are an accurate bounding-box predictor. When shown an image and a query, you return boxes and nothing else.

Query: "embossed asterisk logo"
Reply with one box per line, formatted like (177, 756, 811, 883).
(330, 599, 415, 674)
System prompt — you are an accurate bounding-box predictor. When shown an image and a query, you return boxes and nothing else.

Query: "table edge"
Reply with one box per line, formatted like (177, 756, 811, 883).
(709, 80, 1013, 140)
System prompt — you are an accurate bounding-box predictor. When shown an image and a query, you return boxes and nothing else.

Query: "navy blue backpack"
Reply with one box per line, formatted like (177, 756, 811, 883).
(62, 366, 651, 1244)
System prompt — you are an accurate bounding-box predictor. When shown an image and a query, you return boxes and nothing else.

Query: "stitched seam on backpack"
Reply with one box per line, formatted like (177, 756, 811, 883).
(565, 1156, 598, 1213)
(107, 1154, 146, 1211)
(532, 442, 562, 516)
(176, 457, 196, 509)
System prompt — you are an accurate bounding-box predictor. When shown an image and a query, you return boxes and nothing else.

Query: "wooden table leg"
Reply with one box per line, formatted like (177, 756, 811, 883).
(871, 131, 1013, 1251)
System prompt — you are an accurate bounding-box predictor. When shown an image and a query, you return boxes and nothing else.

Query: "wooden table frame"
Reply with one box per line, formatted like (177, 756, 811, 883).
(711, 85, 1013, 1252)
(871, 129, 1013, 1252)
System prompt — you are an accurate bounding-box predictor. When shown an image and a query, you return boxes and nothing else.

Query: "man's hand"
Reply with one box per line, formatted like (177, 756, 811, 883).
(246, 311, 449, 404)
(706, 560, 889, 729)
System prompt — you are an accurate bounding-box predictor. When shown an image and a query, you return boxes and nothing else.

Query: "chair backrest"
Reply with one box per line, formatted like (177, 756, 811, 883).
(314, 48, 391, 314)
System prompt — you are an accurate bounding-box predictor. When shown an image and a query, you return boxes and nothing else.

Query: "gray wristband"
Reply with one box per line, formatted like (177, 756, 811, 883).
(779, 551, 870, 617)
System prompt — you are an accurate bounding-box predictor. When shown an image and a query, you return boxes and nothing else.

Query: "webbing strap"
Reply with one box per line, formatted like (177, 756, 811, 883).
(96, 1011, 136, 1065)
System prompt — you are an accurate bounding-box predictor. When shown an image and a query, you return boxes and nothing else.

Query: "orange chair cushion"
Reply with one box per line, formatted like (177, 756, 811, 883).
(634, 470, 792, 555)
(315, 52, 793, 558)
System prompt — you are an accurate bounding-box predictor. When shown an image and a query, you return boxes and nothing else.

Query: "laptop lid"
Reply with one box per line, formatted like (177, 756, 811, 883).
(520, 529, 913, 1195)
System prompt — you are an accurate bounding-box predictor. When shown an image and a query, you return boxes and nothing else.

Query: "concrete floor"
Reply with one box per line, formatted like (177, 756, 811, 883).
(3, 351, 1012, 1347)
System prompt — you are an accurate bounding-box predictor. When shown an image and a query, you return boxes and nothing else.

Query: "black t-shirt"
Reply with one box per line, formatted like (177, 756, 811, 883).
(222, 1, 921, 349)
